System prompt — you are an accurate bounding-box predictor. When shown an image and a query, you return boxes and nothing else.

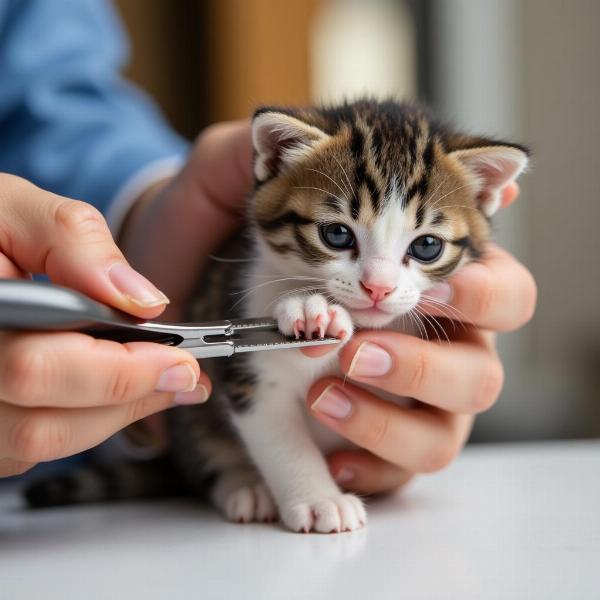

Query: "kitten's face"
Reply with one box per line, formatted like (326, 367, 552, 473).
(250, 101, 528, 328)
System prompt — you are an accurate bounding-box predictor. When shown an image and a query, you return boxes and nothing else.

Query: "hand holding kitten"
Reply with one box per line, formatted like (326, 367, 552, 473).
(119, 108, 536, 534)
(308, 235, 537, 495)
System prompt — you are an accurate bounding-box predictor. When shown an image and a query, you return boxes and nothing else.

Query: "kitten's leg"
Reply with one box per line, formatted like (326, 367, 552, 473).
(233, 379, 366, 534)
(168, 401, 276, 524)
(211, 467, 277, 523)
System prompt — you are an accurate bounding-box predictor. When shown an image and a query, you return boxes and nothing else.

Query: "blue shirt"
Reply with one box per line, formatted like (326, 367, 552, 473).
(0, 0, 189, 217)
(0, 0, 191, 485)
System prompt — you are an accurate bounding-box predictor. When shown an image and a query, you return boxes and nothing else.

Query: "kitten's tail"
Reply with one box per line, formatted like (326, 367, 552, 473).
(24, 458, 184, 508)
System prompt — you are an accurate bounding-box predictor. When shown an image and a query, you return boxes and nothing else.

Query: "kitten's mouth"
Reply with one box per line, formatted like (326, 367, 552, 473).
(342, 299, 417, 323)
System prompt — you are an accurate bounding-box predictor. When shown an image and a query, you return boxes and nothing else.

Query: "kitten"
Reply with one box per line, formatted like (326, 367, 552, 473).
(25, 99, 529, 533)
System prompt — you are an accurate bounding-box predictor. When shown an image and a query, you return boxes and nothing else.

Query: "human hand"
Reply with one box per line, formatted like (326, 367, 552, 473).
(306, 183, 537, 494)
(0, 174, 210, 477)
(119, 121, 252, 319)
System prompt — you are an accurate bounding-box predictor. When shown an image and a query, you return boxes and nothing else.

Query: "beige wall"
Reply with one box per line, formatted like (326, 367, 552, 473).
(522, 0, 600, 372)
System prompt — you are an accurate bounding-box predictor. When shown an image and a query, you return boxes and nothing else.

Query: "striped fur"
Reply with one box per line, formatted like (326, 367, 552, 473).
(252, 99, 527, 275)
(24, 100, 529, 528)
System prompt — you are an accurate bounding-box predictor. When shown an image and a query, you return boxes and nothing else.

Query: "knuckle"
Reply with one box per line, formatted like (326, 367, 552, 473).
(516, 269, 538, 329)
(125, 393, 163, 425)
(419, 437, 460, 473)
(474, 274, 496, 323)
(8, 413, 71, 463)
(472, 360, 504, 413)
(405, 351, 427, 396)
(2, 342, 55, 406)
(105, 366, 136, 405)
(0, 459, 34, 477)
(53, 200, 107, 239)
(0, 173, 30, 199)
(363, 408, 392, 453)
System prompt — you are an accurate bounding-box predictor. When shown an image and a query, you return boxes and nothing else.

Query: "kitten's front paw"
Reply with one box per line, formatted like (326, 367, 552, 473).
(281, 494, 366, 534)
(273, 295, 353, 341)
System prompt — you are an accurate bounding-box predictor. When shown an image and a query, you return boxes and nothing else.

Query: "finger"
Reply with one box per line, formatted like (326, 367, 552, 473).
(191, 120, 253, 215)
(118, 121, 252, 315)
(308, 378, 474, 473)
(0, 252, 29, 279)
(338, 330, 503, 414)
(501, 181, 520, 208)
(422, 244, 537, 331)
(327, 450, 413, 495)
(0, 331, 209, 408)
(0, 387, 205, 464)
(0, 174, 169, 319)
(301, 344, 340, 358)
(0, 457, 35, 478)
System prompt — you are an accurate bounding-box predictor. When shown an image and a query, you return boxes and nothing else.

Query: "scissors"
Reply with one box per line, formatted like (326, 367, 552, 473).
(0, 279, 340, 359)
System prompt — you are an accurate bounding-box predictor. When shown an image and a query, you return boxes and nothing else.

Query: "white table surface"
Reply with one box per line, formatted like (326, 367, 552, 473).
(1, 441, 599, 600)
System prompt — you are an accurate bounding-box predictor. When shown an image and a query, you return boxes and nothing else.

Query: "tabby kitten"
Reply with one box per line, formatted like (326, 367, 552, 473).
(26, 99, 528, 534)
(174, 99, 528, 533)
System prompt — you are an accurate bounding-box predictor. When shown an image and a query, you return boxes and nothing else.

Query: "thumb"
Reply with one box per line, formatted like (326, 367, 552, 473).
(0, 174, 168, 318)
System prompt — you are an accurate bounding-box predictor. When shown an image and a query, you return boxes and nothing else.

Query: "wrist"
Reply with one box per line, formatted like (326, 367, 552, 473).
(118, 176, 174, 247)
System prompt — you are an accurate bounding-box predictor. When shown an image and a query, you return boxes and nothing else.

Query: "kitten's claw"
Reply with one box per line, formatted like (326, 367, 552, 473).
(281, 494, 366, 534)
(293, 319, 305, 339)
(315, 315, 326, 339)
(274, 294, 353, 343)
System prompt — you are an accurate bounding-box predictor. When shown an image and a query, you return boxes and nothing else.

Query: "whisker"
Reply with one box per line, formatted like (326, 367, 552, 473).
(293, 186, 347, 207)
(331, 154, 357, 203)
(419, 299, 458, 334)
(231, 276, 326, 296)
(251, 274, 327, 282)
(414, 306, 450, 344)
(265, 285, 326, 310)
(407, 308, 427, 340)
(414, 306, 440, 343)
(432, 204, 480, 213)
(421, 174, 449, 210)
(426, 183, 473, 212)
(420, 295, 474, 329)
(208, 255, 254, 263)
(305, 168, 349, 203)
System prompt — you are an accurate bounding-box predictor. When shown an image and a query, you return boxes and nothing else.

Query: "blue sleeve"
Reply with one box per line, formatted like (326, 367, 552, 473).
(0, 0, 190, 216)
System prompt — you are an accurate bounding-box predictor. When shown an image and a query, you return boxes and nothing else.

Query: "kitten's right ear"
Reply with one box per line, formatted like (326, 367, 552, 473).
(252, 110, 330, 182)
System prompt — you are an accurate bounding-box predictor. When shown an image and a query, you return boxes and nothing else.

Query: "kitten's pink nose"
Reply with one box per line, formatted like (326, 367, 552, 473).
(360, 281, 396, 302)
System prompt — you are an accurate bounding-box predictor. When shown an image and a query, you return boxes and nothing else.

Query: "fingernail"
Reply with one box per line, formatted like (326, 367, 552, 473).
(108, 262, 170, 307)
(335, 467, 356, 484)
(348, 342, 392, 378)
(156, 363, 197, 393)
(425, 282, 453, 304)
(173, 385, 209, 405)
(311, 385, 353, 420)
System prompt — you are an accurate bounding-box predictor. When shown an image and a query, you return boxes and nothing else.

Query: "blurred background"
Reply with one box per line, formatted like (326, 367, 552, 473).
(115, 0, 599, 442)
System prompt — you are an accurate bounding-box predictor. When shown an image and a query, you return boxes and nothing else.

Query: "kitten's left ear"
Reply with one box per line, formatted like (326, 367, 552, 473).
(252, 110, 330, 182)
(450, 145, 529, 216)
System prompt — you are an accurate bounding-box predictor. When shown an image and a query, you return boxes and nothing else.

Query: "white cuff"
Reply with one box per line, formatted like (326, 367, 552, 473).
(105, 156, 185, 237)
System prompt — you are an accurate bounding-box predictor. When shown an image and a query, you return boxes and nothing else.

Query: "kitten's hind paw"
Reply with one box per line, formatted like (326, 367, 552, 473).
(282, 494, 366, 534)
(273, 295, 353, 342)
(222, 482, 278, 524)
(212, 470, 278, 524)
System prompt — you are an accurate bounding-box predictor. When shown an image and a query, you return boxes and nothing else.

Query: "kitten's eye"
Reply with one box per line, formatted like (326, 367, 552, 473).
(408, 235, 444, 262)
(319, 223, 356, 250)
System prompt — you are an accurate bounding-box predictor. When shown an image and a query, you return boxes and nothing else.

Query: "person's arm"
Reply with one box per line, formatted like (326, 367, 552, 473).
(0, 0, 188, 227)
